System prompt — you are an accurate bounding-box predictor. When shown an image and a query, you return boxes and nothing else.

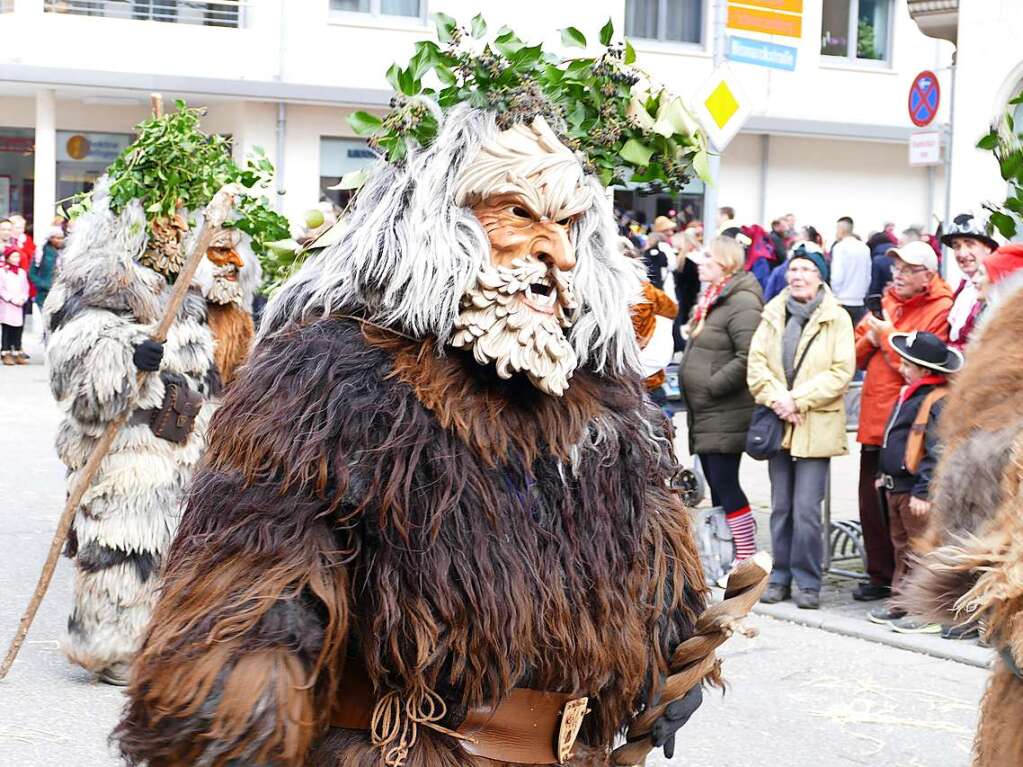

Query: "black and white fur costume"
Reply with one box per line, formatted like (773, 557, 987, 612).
(43, 181, 217, 678)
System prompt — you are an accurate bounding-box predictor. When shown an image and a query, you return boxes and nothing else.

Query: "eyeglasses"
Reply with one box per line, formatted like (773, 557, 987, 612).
(890, 263, 928, 277)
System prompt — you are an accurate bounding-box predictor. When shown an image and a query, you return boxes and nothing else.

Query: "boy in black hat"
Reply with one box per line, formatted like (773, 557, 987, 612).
(867, 331, 963, 633)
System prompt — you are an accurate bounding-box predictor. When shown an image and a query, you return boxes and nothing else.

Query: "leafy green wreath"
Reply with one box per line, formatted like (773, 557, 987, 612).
(66, 101, 292, 286)
(343, 15, 710, 193)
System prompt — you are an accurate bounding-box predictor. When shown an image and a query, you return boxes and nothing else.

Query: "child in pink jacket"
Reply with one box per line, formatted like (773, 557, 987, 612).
(0, 246, 30, 365)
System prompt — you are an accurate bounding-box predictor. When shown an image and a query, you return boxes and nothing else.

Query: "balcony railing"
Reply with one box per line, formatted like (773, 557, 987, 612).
(43, 1, 247, 28)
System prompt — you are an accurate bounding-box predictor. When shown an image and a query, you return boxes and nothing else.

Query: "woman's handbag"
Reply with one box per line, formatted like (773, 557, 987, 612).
(745, 328, 822, 461)
(745, 405, 785, 461)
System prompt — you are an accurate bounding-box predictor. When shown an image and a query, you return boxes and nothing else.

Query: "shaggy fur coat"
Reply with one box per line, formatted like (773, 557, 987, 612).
(116, 317, 708, 767)
(902, 275, 1023, 767)
(44, 198, 217, 675)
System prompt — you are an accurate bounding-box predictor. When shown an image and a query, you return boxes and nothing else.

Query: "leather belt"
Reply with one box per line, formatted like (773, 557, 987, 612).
(331, 661, 589, 764)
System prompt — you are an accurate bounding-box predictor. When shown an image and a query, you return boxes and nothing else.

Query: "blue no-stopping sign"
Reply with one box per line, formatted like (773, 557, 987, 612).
(909, 70, 940, 127)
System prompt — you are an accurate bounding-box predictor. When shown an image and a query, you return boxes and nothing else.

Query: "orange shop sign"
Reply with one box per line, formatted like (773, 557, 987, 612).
(728, 0, 803, 12)
(727, 4, 802, 39)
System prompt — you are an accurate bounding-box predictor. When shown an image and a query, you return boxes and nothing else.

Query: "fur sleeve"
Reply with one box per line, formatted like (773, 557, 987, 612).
(116, 322, 358, 767)
(47, 307, 141, 425)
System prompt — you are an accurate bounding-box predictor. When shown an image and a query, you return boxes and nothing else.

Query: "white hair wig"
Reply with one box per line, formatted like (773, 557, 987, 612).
(261, 104, 641, 376)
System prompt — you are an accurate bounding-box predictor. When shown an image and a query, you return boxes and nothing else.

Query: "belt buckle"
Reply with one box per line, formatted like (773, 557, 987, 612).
(556, 697, 589, 763)
(883, 475, 894, 490)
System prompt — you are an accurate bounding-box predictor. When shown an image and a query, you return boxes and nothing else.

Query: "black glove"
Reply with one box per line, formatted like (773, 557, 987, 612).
(132, 339, 164, 372)
(650, 684, 703, 759)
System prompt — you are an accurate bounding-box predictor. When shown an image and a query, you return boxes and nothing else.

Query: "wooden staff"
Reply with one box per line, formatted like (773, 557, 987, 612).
(0, 184, 239, 681)
(611, 552, 772, 766)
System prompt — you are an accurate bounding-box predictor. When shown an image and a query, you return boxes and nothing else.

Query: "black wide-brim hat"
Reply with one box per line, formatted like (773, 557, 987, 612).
(940, 213, 999, 251)
(889, 331, 964, 374)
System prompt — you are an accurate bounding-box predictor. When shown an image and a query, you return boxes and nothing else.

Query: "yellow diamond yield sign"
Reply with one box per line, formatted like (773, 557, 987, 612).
(705, 81, 739, 129)
(691, 65, 752, 152)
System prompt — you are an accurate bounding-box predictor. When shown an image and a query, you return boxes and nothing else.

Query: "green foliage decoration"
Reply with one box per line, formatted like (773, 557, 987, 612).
(977, 97, 1023, 240)
(345, 16, 710, 193)
(65, 101, 292, 285)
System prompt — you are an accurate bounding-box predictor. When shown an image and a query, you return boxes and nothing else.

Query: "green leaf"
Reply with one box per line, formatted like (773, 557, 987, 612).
(600, 18, 614, 46)
(470, 13, 487, 39)
(435, 64, 457, 86)
(692, 150, 712, 183)
(385, 63, 402, 91)
(990, 210, 1017, 239)
(348, 111, 383, 136)
(494, 29, 524, 57)
(509, 44, 544, 70)
(397, 67, 420, 96)
(977, 132, 999, 151)
(560, 26, 587, 49)
(336, 167, 370, 191)
(433, 12, 457, 44)
(619, 138, 654, 166)
(567, 101, 587, 127)
(624, 39, 636, 64)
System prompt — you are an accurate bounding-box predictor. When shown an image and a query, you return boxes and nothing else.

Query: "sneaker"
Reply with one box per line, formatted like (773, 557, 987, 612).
(891, 617, 942, 634)
(867, 605, 907, 626)
(941, 624, 980, 641)
(760, 584, 791, 604)
(852, 582, 891, 602)
(794, 590, 820, 610)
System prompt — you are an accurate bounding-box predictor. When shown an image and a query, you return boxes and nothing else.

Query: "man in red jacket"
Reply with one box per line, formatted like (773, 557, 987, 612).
(852, 240, 953, 601)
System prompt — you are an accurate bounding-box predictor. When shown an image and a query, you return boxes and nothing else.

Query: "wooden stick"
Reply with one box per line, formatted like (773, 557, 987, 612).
(0, 184, 238, 682)
(150, 93, 163, 119)
(610, 552, 772, 766)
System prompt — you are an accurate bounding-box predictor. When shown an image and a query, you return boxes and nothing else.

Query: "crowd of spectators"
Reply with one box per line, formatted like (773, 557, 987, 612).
(620, 203, 1023, 631)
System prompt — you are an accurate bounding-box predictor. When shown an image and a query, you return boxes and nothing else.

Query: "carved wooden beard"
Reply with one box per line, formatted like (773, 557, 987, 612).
(450, 197, 580, 397)
(206, 246, 244, 306)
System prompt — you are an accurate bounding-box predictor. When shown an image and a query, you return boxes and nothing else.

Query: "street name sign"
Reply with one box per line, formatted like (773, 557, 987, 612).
(726, 2, 802, 38)
(909, 130, 942, 166)
(909, 70, 940, 127)
(728, 0, 803, 11)
(692, 66, 752, 152)
(727, 35, 797, 71)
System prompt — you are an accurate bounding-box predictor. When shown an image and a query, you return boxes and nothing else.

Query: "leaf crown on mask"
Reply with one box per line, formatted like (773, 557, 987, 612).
(345, 15, 711, 194)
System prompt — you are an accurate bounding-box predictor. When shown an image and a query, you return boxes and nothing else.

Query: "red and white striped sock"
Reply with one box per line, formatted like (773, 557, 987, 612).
(725, 507, 757, 561)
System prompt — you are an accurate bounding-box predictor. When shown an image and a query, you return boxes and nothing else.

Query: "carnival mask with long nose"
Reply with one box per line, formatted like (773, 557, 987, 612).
(205, 229, 245, 306)
(450, 117, 593, 396)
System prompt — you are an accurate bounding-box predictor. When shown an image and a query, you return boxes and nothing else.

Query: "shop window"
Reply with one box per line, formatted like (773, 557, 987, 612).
(625, 0, 703, 45)
(320, 137, 378, 210)
(0, 128, 35, 226)
(329, 0, 422, 19)
(821, 0, 892, 64)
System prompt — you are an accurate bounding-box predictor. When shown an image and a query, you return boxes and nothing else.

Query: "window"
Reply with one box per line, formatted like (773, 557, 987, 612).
(821, 0, 892, 63)
(329, 0, 421, 19)
(625, 0, 703, 45)
(320, 137, 378, 209)
(43, 1, 243, 28)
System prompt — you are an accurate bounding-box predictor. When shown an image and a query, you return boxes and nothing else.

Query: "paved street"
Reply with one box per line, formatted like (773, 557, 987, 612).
(0, 327, 989, 766)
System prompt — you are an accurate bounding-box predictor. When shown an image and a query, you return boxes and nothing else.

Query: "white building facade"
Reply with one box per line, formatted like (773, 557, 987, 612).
(0, 0, 957, 238)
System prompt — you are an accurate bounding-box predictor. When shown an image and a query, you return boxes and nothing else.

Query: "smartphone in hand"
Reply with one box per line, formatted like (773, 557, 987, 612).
(865, 294, 884, 320)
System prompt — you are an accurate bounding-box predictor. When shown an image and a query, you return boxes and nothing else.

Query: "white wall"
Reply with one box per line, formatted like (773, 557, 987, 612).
(717, 132, 942, 239)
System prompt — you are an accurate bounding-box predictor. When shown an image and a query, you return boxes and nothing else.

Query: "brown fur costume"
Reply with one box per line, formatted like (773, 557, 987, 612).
(901, 278, 1023, 767)
(207, 301, 254, 386)
(115, 317, 708, 767)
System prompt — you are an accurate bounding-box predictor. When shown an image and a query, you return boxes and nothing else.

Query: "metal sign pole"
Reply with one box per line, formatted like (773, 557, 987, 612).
(942, 60, 957, 281)
(702, 0, 728, 236)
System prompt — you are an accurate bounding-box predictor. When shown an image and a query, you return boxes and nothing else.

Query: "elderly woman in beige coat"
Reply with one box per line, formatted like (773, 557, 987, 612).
(747, 244, 855, 609)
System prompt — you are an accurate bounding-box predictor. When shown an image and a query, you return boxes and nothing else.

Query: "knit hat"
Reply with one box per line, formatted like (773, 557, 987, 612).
(940, 213, 999, 251)
(890, 331, 963, 374)
(982, 243, 1023, 285)
(789, 241, 829, 282)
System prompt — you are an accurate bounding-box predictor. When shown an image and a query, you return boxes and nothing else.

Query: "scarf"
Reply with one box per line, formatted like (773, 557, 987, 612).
(688, 275, 731, 339)
(782, 288, 824, 386)
(899, 374, 946, 404)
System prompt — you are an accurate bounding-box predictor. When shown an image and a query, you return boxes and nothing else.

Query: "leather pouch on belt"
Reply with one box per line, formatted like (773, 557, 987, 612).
(148, 372, 202, 444)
